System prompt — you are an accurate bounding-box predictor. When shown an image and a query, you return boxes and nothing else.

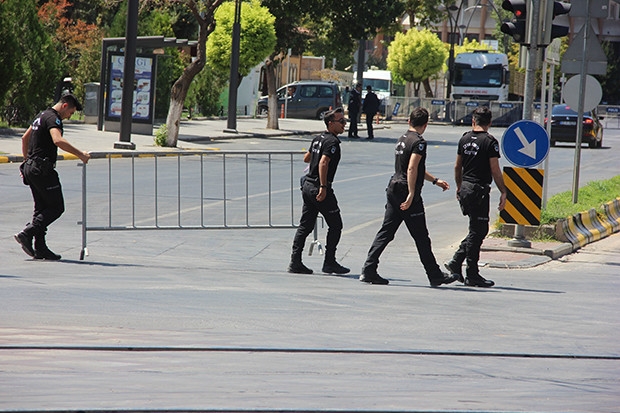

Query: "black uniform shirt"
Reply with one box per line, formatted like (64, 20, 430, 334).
(393, 130, 427, 194)
(28, 108, 63, 163)
(348, 88, 361, 112)
(362, 91, 380, 115)
(457, 130, 501, 185)
(306, 132, 342, 184)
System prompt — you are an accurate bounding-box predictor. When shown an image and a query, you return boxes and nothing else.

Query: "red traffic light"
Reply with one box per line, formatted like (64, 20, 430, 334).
(502, 0, 527, 19)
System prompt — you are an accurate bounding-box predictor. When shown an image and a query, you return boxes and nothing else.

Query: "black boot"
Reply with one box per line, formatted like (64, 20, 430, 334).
(34, 230, 61, 260)
(322, 260, 350, 274)
(444, 260, 464, 283)
(288, 254, 313, 274)
(14, 223, 36, 257)
(322, 249, 350, 274)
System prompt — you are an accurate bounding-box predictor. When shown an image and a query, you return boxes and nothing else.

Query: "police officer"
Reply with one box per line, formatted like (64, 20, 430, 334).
(347, 83, 362, 138)
(288, 107, 350, 275)
(14, 94, 91, 260)
(362, 85, 380, 139)
(445, 106, 507, 287)
(360, 107, 458, 286)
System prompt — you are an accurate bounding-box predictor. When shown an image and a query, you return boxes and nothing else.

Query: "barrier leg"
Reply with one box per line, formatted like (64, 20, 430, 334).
(308, 216, 324, 256)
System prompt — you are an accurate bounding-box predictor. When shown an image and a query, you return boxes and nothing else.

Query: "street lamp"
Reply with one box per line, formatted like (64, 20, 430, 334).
(445, 2, 463, 101)
(225, 0, 241, 133)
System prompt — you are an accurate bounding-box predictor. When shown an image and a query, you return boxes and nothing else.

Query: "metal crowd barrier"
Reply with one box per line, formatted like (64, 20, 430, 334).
(387, 97, 523, 126)
(598, 105, 620, 130)
(79, 150, 308, 260)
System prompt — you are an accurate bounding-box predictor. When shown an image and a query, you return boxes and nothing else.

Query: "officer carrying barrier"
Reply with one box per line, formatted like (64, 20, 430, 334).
(79, 150, 308, 260)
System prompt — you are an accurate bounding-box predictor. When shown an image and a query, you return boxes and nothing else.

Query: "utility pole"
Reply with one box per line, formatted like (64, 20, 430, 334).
(224, 0, 241, 133)
(115, 0, 138, 150)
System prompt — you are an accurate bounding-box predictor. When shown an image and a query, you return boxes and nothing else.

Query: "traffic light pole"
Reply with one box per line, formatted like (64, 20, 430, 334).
(508, 0, 540, 248)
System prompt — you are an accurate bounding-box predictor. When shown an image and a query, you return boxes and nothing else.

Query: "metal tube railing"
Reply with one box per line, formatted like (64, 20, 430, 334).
(80, 150, 308, 260)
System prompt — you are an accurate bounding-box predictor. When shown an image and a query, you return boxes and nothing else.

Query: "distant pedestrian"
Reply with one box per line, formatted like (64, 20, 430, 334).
(347, 83, 362, 138)
(362, 85, 380, 139)
(444, 106, 507, 287)
(360, 107, 459, 287)
(288, 107, 350, 275)
(14, 94, 91, 260)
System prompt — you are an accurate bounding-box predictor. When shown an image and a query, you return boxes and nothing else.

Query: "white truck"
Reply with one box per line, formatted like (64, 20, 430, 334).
(451, 51, 510, 101)
(353, 69, 392, 115)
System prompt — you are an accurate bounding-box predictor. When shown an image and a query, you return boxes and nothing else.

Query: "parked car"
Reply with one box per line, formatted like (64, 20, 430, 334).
(546, 104, 604, 148)
(257, 81, 341, 120)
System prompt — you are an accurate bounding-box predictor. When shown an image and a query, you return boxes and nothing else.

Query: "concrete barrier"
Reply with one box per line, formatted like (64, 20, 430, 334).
(557, 199, 620, 248)
(602, 198, 620, 231)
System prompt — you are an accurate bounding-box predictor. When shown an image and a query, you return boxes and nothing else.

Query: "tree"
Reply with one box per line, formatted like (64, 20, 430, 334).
(387, 28, 447, 97)
(164, 0, 225, 147)
(401, 0, 446, 28)
(259, 0, 404, 130)
(186, 63, 227, 116)
(1, 0, 63, 126)
(0, 0, 21, 105)
(206, 0, 276, 88)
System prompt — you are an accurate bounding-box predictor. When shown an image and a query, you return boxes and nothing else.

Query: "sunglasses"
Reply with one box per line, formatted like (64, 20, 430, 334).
(332, 118, 346, 125)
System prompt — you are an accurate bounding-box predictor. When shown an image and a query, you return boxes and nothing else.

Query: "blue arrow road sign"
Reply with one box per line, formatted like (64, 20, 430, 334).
(501, 120, 550, 168)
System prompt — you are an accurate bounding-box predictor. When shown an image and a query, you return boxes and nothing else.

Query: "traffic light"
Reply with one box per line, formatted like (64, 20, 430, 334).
(542, 0, 571, 45)
(501, 0, 529, 44)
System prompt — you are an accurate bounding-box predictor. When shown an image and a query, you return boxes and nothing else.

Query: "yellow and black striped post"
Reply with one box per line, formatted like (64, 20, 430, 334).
(500, 166, 544, 226)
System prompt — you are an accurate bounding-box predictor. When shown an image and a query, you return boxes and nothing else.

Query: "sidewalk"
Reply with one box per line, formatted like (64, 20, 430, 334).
(0, 116, 575, 269)
(0, 116, 332, 162)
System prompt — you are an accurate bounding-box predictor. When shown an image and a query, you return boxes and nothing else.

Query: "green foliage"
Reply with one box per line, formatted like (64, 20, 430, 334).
(1, 0, 63, 126)
(387, 29, 447, 88)
(154, 123, 168, 147)
(402, 0, 446, 28)
(207, 0, 276, 79)
(541, 176, 620, 225)
(186, 64, 227, 116)
(72, 31, 104, 104)
(599, 41, 620, 104)
(0, 0, 21, 103)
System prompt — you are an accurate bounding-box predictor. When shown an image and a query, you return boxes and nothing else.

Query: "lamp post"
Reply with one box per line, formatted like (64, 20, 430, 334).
(224, 0, 241, 133)
(460, 0, 507, 50)
(445, 3, 463, 102)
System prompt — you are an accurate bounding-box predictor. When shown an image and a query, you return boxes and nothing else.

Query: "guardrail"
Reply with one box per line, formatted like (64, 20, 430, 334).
(79, 150, 308, 260)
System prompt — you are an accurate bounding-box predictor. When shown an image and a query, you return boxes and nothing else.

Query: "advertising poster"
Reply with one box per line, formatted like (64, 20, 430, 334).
(106, 53, 155, 123)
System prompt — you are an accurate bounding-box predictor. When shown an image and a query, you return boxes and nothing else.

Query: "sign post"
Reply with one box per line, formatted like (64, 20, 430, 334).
(501, 120, 550, 247)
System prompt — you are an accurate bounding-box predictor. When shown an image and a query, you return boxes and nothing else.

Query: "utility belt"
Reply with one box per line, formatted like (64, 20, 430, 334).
(26, 156, 56, 169)
(458, 181, 490, 215)
(22, 156, 56, 181)
(301, 175, 332, 188)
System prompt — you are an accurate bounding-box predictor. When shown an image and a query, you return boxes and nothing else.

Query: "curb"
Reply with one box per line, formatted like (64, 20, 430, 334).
(482, 242, 575, 259)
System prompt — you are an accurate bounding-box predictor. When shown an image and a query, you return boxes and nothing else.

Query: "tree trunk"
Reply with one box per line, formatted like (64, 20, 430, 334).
(423, 78, 434, 98)
(164, 0, 220, 147)
(265, 55, 279, 130)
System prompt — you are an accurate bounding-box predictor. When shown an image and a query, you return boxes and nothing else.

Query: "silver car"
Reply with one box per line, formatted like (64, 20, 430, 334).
(257, 81, 342, 120)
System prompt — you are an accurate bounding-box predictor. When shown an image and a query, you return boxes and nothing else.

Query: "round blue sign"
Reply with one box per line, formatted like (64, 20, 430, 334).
(501, 120, 550, 168)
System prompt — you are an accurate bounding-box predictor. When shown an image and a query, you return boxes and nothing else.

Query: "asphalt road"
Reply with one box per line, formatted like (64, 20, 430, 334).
(0, 122, 619, 412)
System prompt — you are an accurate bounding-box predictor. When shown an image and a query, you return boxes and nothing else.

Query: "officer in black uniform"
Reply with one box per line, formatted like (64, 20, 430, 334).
(362, 85, 380, 139)
(288, 107, 350, 275)
(360, 107, 459, 286)
(347, 83, 362, 138)
(14, 94, 91, 260)
(444, 106, 507, 287)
